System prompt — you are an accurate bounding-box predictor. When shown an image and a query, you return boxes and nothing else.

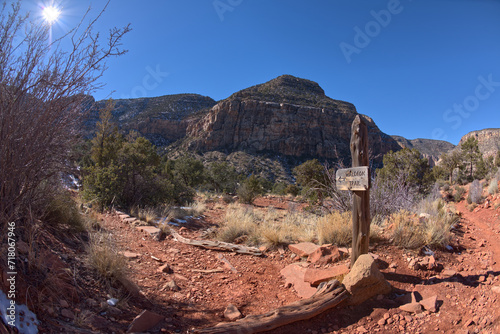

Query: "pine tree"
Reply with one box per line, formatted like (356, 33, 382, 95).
(460, 137, 482, 180)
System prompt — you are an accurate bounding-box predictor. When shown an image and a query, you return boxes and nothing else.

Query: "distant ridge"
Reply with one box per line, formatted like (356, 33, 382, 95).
(227, 74, 356, 112)
(391, 135, 455, 166)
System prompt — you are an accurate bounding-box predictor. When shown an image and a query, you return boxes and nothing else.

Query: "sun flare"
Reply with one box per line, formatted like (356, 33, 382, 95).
(42, 6, 61, 24)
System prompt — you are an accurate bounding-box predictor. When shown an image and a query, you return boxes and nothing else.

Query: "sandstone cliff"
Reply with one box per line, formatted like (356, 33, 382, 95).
(457, 128, 500, 159)
(85, 94, 216, 146)
(185, 98, 401, 165)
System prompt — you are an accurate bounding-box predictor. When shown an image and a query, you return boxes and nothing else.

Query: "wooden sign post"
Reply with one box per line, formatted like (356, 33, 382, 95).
(336, 115, 371, 267)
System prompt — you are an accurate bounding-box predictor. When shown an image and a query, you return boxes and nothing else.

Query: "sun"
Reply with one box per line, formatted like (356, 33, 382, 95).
(42, 5, 61, 24)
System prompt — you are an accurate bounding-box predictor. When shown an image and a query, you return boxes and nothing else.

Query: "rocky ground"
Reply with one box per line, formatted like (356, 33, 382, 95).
(2, 192, 500, 334)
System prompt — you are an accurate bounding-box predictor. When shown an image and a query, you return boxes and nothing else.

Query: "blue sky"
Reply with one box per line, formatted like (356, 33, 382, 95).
(19, 0, 500, 145)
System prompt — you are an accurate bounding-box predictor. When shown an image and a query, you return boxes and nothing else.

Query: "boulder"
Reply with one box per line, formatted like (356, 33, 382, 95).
(288, 242, 320, 257)
(304, 265, 349, 287)
(342, 254, 391, 305)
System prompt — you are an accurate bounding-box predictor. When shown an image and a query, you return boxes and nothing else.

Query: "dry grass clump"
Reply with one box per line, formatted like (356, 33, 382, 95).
(43, 191, 85, 232)
(136, 207, 158, 224)
(391, 199, 459, 249)
(389, 210, 425, 249)
(215, 203, 319, 247)
(216, 203, 261, 243)
(87, 233, 127, 281)
(316, 211, 352, 246)
(260, 209, 318, 246)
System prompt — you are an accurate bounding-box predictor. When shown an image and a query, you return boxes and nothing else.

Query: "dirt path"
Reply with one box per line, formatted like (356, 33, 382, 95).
(456, 199, 500, 272)
(48, 194, 498, 334)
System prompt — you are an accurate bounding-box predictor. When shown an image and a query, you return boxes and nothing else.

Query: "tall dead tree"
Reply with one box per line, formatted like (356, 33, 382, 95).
(349, 115, 370, 267)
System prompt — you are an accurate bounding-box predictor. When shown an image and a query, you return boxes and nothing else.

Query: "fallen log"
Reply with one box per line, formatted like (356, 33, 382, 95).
(169, 228, 262, 256)
(195, 280, 348, 334)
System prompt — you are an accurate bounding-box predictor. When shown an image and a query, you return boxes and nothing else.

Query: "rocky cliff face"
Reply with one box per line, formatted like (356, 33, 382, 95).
(391, 136, 456, 166)
(85, 94, 216, 146)
(186, 98, 401, 165)
(457, 128, 500, 158)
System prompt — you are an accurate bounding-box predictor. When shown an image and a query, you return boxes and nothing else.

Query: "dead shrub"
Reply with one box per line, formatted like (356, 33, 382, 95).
(468, 180, 483, 204)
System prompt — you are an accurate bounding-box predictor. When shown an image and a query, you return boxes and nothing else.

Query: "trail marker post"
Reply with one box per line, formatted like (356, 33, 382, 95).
(336, 115, 371, 267)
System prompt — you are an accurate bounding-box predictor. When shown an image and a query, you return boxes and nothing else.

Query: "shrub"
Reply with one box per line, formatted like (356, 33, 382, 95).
(271, 181, 288, 195)
(488, 177, 498, 195)
(468, 180, 482, 204)
(285, 184, 300, 197)
(237, 175, 264, 204)
(205, 161, 239, 193)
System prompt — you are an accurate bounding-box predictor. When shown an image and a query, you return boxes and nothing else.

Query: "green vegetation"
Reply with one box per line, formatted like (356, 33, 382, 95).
(82, 103, 194, 210)
(292, 159, 328, 204)
(461, 137, 482, 181)
(237, 175, 266, 204)
(376, 148, 434, 194)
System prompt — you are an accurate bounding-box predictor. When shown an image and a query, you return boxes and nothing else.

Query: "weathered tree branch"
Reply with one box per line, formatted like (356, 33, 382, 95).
(195, 280, 348, 334)
(169, 229, 263, 256)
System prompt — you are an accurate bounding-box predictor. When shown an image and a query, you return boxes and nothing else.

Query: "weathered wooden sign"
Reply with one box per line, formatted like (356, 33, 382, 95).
(336, 166, 370, 191)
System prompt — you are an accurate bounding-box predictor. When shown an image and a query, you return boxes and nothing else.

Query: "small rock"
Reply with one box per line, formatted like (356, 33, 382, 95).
(441, 269, 456, 278)
(356, 326, 368, 333)
(61, 308, 75, 320)
(163, 280, 181, 291)
(127, 310, 164, 333)
(288, 242, 320, 257)
(419, 295, 438, 313)
(491, 286, 500, 294)
(342, 254, 392, 305)
(377, 318, 386, 326)
(280, 263, 317, 299)
(59, 299, 69, 308)
(304, 265, 349, 286)
(307, 245, 343, 265)
(159, 264, 173, 274)
(224, 304, 242, 321)
(399, 302, 423, 314)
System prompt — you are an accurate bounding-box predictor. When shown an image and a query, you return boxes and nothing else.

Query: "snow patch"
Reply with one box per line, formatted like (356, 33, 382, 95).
(0, 289, 39, 334)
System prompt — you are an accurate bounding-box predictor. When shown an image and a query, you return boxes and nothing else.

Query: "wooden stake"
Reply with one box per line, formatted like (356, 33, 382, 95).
(350, 115, 370, 267)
